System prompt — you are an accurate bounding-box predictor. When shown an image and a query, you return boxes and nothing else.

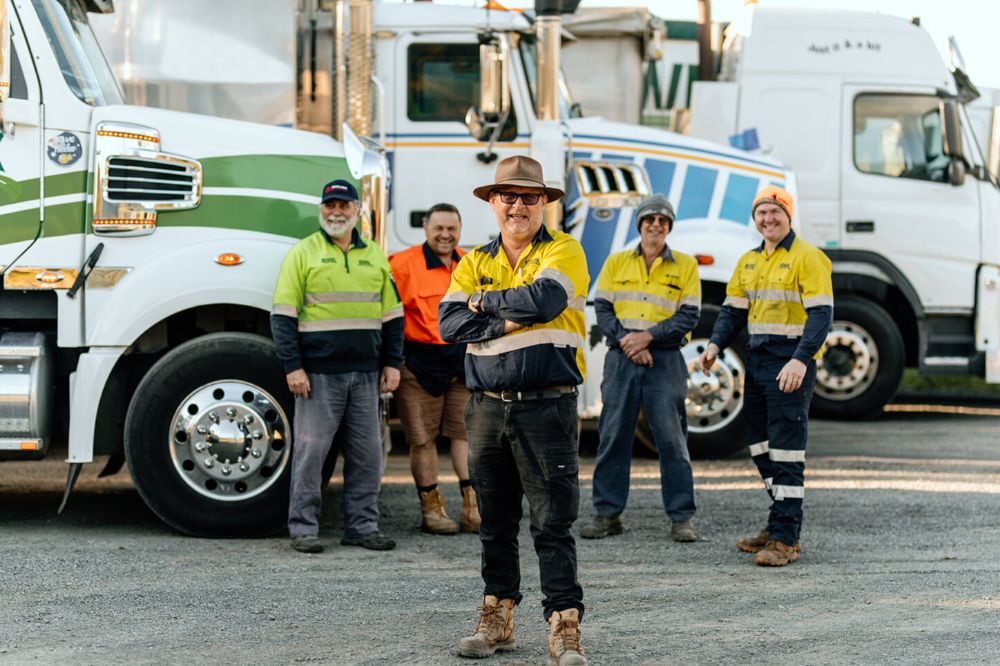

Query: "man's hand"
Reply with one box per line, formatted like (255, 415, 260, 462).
(698, 343, 720, 375)
(628, 348, 654, 367)
(380, 366, 401, 393)
(502, 320, 524, 334)
(776, 359, 807, 393)
(619, 331, 653, 358)
(286, 369, 310, 399)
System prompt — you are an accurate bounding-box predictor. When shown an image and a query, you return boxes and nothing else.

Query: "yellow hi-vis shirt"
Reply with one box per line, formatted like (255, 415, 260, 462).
(438, 226, 589, 391)
(713, 230, 833, 363)
(593, 245, 701, 347)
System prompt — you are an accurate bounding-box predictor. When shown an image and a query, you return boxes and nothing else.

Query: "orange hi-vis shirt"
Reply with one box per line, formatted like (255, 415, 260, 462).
(389, 242, 466, 344)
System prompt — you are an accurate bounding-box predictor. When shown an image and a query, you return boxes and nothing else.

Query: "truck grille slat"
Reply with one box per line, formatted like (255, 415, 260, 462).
(106, 156, 198, 203)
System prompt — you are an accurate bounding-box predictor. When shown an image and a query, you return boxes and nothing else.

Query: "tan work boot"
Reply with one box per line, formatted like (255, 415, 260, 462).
(547, 608, 587, 665)
(737, 529, 801, 554)
(670, 520, 697, 542)
(755, 540, 799, 567)
(460, 485, 481, 533)
(419, 488, 459, 535)
(458, 595, 517, 658)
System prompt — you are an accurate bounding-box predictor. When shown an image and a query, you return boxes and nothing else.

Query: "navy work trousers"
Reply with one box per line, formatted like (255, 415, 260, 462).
(465, 391, 584, 621)
(743, 351, 817, 545)
(592, 347, 696, 522)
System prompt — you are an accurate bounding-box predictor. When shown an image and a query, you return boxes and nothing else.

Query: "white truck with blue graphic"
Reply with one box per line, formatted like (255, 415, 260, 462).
(0, 0, 387, 535)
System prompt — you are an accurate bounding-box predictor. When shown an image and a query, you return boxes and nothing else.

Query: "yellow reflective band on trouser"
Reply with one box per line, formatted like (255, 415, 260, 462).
(298, 318, 382, 332)
(382, 305, 404, 322)
(620, 318, 656, 331)
(803, 294, 834, 308)
(748, 440, 769, 457)
(441, 291, 471, 304)
(272, 304, 297, 317)
(745, 289, 801, 303)
(748, 322, 805, 336)
(723, 296, 749, 309)
(537, 268, 575, 298)
(304, 291, 381, 305)
(769, 448, 806, 463)
(468, 328, 584, 356)
(772, 484, 804, 500)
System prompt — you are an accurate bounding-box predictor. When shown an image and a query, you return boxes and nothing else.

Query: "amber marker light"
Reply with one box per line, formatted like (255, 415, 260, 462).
(215, 253, 244, 266)
(96, 129, 160, 143)
(21, 441, 39, 451)
(695, 254, 715, 266)
(35, 270, 64, 284)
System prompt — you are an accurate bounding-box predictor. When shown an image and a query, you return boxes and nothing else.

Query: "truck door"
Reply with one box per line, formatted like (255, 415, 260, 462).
(388, 32, 530, 251)
(841, 89, 980, 310)
(0, 12, 43, 250)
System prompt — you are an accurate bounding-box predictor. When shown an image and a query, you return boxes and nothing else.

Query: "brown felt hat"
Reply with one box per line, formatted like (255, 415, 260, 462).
(472, 155, 565, 202)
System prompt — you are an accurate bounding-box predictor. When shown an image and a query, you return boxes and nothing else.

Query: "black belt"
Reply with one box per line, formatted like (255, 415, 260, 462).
(480, 386, 577, 402)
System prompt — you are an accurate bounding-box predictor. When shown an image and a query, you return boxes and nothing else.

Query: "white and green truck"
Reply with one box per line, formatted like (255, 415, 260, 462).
(0, 0, 387, 535)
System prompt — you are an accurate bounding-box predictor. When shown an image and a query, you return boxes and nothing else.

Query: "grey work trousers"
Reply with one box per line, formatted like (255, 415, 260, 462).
(287, 371, 382, 538)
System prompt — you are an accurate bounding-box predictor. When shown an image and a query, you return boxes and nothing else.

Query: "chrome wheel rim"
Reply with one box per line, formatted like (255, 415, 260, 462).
(683, 339, 745, 433)
(816, 320, 879, 401)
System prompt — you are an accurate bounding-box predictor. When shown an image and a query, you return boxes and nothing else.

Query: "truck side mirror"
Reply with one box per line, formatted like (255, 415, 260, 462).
(942, 99, 968, 186)
(465, 34, 510, 142)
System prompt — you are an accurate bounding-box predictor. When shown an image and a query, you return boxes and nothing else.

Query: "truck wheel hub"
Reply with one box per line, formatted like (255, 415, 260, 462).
(682, 339, 745, 434)
(816, 322, 879, 400)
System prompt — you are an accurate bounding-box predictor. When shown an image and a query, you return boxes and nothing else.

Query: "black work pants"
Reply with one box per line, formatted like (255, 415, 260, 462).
(465, 391, 584, 620)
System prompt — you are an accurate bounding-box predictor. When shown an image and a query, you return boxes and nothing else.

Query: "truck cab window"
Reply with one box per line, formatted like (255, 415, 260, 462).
(854, 94, 948, 183)
(9, 43, 28, 100)
(406, 43, 516, 140)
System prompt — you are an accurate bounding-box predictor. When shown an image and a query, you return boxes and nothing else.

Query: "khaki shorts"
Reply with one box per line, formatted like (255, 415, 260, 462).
(395, 363, 470, 446)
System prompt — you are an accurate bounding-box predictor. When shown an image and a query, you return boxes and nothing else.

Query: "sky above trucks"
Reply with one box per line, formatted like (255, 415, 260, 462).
(404, 0, 1000, 89)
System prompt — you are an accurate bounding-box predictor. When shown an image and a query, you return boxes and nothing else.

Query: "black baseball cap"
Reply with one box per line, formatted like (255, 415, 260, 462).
(320, 179, 359, 204)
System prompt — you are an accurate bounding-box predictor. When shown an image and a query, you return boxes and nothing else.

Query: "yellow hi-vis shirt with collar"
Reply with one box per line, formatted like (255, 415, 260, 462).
(271, 229, 403, 374)
(593, 245, 701, 348)
(438, 226, 589, 391)
(713, 230, 833, 363)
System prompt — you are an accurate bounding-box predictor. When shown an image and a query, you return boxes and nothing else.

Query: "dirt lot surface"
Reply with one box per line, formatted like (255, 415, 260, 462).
(2, 408, 1000, 664)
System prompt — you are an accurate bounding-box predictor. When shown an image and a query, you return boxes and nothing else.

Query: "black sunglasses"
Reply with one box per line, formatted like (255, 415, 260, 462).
(496, 191, 543, 206)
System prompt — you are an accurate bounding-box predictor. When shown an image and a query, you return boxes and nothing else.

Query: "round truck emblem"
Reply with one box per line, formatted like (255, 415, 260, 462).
(47, 132, 83, 167)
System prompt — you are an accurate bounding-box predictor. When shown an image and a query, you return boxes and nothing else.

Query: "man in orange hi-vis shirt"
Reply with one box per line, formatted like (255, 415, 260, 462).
(389, 203, 480, 536)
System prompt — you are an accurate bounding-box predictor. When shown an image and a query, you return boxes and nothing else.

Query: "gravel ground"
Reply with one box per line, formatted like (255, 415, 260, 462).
(2, 409, 1000, 664)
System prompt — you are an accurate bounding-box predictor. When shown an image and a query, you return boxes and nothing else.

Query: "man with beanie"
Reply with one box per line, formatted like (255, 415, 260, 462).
(440, 156, 589, 665)
(272, 178, 403, 553)
(581, 194, 701, 542)
(699, 185, 833, 566)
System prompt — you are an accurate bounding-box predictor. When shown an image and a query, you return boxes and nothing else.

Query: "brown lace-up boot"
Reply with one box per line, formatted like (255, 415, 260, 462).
(547, 608, 587, 665)
(755, 540, 800, 567)
(460, 485, 481, 533)
(737, 529, 801, 554)
(419, 488, 459, 535)
(458, 596, 517, 658)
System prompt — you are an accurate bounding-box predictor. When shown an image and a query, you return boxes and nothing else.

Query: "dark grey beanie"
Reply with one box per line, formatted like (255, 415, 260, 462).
(635, 194, 676, 230)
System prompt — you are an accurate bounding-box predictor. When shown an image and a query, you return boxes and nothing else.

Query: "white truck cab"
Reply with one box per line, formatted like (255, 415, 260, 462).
(690, 7, 1000, 417)
(0, 0, 386, 536)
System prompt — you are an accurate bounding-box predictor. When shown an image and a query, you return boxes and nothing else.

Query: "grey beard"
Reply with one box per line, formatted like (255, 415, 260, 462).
(320, 214, 354, 239)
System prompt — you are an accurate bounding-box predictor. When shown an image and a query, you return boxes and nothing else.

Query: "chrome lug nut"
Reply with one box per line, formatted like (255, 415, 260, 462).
(194, 441, 206, 452)
(221, 465, 232, 476)
(243, 414, 255, 425)
(208, 412, 220, 423)
(196, 425, 208, 435)
(226, 407, 238, 418)
(204, 458, 215, 468)
(250, 448, 262, 458)
(252, 430, 263, 440)
(239, 463, 250, 472)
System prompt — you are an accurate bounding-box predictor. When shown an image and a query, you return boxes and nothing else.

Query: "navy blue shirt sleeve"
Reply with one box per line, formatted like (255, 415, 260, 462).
(379, 317, 405, 369)
(439, 299, 507, 343)
(480, 280, 568, 325)
(792, 305, 833, 365)
(270, 313, 302, 374)
(709, 304, 748, 352)
(648, 304, 700, 348)
(594, 297, 629, 348)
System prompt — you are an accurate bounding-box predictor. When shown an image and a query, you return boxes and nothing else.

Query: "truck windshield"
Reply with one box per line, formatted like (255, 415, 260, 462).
(517, 36, 581, 120)
(31, 0, 122, 106)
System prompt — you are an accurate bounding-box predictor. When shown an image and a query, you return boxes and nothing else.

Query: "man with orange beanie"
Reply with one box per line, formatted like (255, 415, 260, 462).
(699, 185, 832, 567)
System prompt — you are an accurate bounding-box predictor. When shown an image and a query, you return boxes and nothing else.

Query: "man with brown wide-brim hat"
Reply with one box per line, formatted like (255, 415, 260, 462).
(440, 156, 590, 665)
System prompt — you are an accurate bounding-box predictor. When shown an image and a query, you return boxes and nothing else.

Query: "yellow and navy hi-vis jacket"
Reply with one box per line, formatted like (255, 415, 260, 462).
(593, 245, 701, 350)
(270, 228, 404, 374)
(438, 225, 589, 391)
(710, 230, 833, 363)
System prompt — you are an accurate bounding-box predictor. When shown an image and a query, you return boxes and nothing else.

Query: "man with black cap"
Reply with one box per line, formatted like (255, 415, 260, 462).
(581, 193, 701, 543)
(271, 178, 403, 553)
(439, 156, 589, 665)
(699, 185, 833, 567)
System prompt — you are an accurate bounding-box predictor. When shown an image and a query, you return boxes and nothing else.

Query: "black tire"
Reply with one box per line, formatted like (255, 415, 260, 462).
(124, 332, 294, 537)
(812, 296, 904, 419)
(637, 305, 748, 459)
